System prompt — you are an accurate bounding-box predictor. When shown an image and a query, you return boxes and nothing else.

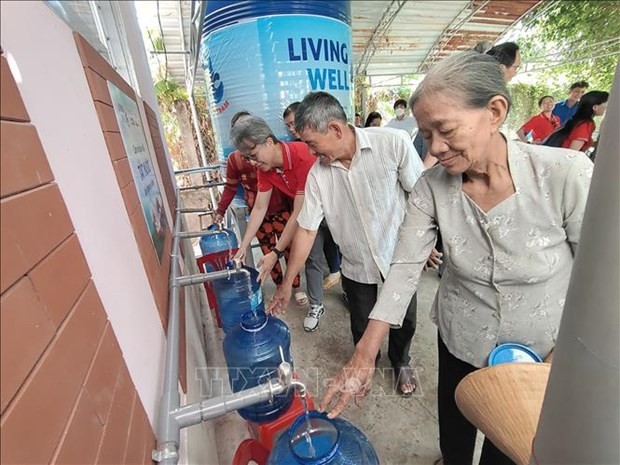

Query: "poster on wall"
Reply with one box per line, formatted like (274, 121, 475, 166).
(108, 82, 168, 263)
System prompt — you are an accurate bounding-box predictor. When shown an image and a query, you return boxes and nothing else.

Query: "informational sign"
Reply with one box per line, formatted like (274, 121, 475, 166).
(108, 82, 168, 263)
(202, 14, 353, 161)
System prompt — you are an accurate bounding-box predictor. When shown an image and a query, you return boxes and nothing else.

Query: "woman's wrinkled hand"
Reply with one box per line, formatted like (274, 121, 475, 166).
(319, 350, 376, 419)
(424, 247, 443, 271)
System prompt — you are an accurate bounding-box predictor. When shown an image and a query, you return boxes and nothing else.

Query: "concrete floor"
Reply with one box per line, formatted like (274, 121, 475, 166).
(206, 254, 483, 464)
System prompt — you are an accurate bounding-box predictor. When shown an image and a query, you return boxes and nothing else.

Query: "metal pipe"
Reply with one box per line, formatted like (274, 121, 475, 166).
(174, 266, 250, 288)
(177, 230, 219, 239)
(177, 208, 214, 214)
(179, 181, 227, 191)
(174, 166, 220, 175)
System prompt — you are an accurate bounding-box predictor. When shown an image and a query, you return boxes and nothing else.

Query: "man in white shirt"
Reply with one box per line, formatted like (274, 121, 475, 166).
(267, 91, 424, 396)
(386, 98, 418, 137)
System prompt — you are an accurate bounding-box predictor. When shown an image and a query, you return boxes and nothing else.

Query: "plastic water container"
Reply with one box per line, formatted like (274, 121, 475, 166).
(223, 310, 294, 423)
(202, 1, 353, 162)
(267, 411, 380, 464)
(214, 266, 264, 333)
(488, 343, 542, 366)
(199, 224, 238, 256)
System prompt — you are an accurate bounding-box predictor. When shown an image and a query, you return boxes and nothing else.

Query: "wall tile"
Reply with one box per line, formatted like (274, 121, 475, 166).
(0, 282, 107, 465)
(113, 157, 133, 189)
(0, 120, 54, 198)
(0, 276, 55, 413)
(84, 68, 112, 106)
(95, 365, 136, 465)
(28, 234, 91, 327)
(84, 323, 123, 425)
(94, 102, 119, 134)
(0, 56, 29, 122)
(103, 131, 126, 161)
(120, 181, 140, 216)
(73, 33, 135, 101)
(123, 400, 149, 465)
(52, 390, 104, 465)
(0, 184, 73, 293)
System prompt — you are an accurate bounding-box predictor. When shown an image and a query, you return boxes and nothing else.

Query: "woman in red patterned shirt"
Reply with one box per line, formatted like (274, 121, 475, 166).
(215, 112, 305, 302)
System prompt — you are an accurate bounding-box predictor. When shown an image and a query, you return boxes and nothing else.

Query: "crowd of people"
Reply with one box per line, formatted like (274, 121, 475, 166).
(213, 43, 604, 465)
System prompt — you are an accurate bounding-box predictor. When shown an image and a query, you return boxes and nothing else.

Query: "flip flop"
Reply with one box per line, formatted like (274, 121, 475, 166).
(394, 365, 417, 398)
(294, 291, 308, 306)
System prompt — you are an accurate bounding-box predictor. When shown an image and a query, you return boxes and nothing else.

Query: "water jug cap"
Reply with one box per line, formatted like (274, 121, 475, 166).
(240, 310, 268, 332)
(289, 411, 339, 464)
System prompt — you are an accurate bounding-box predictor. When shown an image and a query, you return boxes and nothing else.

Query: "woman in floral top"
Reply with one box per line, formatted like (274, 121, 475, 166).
(320, 52, 593, 465)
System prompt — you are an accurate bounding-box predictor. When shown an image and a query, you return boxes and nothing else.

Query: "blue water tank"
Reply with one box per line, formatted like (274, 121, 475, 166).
(213, 266, 264, 333)
(199, 223, 239, 257)
(268, 410, 380, 464)
(223, 310, 294, 423)
(201, 0, 353, 163)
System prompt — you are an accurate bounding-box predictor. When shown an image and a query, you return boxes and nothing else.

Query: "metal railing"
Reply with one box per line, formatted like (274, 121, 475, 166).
(152, 202, 306, 465)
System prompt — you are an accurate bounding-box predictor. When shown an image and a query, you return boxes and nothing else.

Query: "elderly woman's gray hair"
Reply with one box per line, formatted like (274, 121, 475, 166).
(410, 51, 511, 112)
(229, 115, 278, 151)
(294, 91, 348, 135)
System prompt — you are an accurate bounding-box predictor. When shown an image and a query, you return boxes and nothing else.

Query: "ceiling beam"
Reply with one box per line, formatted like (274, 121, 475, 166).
(418, 0, 491, 73)
(355, 0, 409, 77)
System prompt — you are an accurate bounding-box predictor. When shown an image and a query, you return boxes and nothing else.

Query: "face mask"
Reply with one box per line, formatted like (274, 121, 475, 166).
(395, 108, 405, 117)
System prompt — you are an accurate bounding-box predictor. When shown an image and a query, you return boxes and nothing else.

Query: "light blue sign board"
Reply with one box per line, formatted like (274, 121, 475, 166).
(108, 82, 168, 263)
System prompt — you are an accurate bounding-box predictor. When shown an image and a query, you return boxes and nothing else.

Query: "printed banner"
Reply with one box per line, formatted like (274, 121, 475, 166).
(203, 15, 353, 161)
(108, 82, 168, 263)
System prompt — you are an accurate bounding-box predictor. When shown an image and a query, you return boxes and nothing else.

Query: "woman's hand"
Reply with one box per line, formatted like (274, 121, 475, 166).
(233, 247, 246, 263)
(319, 350, 376, 419)
(267, 284, 292, 316)
(424, 248, 443, 271)
(214, 213, 224, 224)
(257, 251, 278, 283)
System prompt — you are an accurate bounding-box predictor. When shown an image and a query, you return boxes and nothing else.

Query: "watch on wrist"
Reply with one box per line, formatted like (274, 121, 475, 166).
(272, 246, 285, 259)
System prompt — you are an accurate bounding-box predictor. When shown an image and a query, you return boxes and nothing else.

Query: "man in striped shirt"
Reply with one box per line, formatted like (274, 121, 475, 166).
(267, 91, 424, 396)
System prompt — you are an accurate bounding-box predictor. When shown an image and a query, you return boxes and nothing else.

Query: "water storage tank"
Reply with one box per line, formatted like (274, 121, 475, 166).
(223, 310, 294, 423)
(201, 0, 353, 163)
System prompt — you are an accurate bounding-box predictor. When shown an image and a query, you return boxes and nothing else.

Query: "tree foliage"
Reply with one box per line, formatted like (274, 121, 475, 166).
(519, 0, 619, 92)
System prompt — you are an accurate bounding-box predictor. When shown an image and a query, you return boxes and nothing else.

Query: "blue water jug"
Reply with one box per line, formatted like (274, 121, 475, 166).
(214, 266, 264, 333)
(268, 411, 380, 464)
(199, 223, 238, 256)
(223, 310, 294, 423)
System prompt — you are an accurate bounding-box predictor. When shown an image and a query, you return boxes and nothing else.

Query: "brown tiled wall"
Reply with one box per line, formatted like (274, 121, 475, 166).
(0, 49, 155, 464)
(73, 33, 173, 332)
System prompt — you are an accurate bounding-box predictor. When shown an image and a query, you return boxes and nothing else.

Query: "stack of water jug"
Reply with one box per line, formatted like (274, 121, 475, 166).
(200, 226, 379, 464)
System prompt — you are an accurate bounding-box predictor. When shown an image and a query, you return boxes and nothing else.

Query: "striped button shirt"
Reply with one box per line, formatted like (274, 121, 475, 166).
(297, 126, 424, 284)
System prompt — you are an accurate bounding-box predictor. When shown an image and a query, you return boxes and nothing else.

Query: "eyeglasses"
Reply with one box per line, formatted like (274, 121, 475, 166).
(241, 143, 263, 162)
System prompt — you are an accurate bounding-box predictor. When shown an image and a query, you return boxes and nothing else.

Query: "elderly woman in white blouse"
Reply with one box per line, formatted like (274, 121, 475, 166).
(320, 51, 593, 465)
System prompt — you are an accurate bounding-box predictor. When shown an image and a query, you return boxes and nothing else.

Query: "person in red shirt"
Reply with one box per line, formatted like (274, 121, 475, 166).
(215, 113, 303, 295)
(230, 115, 329, 332)
(517, 95, 560, 144)
(543, 91, 609, 153)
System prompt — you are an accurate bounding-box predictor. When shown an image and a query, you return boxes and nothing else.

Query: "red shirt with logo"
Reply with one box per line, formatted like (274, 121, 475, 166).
(257, 142, 317, 199)
(561, 121, 596, 152)
(216, 150, 290, 216)
(520, 112, 561, 143)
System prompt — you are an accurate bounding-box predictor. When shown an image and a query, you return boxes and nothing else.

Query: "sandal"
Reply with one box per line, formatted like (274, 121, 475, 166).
(394, 365, 417, 398)
(294, 291, 308, 306)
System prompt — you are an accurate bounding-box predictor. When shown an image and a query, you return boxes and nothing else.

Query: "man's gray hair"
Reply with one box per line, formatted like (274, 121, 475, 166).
(229, 115, 278, 151)
(410, 51, 511, 113)
(294, 91, 348, 135)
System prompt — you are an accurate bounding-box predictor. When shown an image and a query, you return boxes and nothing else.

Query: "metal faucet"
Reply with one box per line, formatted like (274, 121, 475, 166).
(153, 362, 306, 463)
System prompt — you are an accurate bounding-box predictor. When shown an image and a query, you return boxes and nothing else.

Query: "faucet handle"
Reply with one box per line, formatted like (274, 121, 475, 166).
(277, 361, 293, 386)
